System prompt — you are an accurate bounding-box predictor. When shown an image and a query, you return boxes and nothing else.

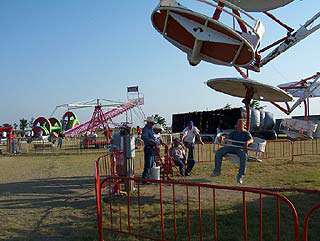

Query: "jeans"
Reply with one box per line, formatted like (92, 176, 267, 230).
(186, 159, 195, 174)
(174, 158, 186, 174)
(183, 142, 194, 160)
(213, 146, 247, 176)
(142, 147, 155, 179)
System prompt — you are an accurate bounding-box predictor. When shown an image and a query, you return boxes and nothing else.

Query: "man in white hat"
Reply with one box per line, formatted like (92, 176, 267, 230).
(141, 116, 158, 180)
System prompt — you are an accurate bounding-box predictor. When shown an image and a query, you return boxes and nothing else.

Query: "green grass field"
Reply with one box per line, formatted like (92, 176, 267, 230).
(0, 147, 319, 241)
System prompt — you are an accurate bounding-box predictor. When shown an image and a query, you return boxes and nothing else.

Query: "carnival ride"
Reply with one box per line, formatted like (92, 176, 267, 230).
(151, 0, 320, 71)
(32, 113, 80, 138)
(0, 126, 14, 153)
(152, 0, 320, 139)
(32, 92, 144, 147)
(59, 94, 144, 147)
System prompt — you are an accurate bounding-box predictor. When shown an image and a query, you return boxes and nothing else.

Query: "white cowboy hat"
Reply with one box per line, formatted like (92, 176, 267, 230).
(145, 116, 156, 123)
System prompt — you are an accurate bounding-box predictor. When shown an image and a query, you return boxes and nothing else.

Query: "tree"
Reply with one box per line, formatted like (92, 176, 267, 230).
(152, 114, 167, 128)
(29, 117, 35, 129)
(250, 100, 263, 110)
(19, 119, 28, 131)
(13, 123, 18, 130)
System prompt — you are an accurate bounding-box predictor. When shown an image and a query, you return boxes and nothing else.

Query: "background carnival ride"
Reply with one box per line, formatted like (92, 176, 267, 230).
(32, 88, 144, 147)
(152, 0, 320, 139)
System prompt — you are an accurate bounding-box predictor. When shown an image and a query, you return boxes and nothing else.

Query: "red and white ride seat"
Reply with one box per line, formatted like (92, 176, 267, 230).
(151, 0, 265, 67)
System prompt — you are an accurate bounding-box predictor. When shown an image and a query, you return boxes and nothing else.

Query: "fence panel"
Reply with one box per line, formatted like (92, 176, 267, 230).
(95, 157, 300, 241)
(303, 204, 320, 241)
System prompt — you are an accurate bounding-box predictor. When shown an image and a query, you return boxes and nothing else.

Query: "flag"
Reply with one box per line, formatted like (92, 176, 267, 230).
(127, 86, 139, 93)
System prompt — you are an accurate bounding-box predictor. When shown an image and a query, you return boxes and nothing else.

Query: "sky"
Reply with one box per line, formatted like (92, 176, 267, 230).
(0, 0, 319, 126)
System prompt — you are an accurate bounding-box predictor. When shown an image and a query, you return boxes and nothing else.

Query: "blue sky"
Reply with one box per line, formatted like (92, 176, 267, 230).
(0, 0, 319, 126)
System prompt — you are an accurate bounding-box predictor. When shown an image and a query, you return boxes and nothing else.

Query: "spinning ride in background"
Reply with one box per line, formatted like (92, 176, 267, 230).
(32, 117, 52, 137)
(61, 89, 144, 147)
(32, 113, 79, 138)
(61, 112, 80, 131)
(276, 72, 320, 139)
(151, 0, 320, 71)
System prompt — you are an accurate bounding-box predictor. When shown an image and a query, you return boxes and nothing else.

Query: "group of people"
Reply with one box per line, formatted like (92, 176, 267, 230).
(141, 117, 204, 179)
(141, 117, 253, 184)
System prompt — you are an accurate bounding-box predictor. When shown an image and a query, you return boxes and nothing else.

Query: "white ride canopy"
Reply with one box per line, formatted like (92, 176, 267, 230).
(227, 0, 294, 12)
(207, 78, 293, 102)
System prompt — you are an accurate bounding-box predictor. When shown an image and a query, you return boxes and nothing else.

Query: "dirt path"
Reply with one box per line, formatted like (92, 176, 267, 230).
(0, 155, 99, 241)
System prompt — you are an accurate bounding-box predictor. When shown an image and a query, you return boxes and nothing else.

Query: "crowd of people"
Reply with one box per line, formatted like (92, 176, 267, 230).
(140, 117, 253, 184)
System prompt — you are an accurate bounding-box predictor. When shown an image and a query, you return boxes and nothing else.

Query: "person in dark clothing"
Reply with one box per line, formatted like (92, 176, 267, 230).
(141, 117, 158, 179)
(211, 119, 254, 184)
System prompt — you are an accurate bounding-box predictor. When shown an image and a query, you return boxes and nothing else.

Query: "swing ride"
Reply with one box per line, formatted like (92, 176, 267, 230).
(151, 0, 320, 71)
(151, 0, 320, 139)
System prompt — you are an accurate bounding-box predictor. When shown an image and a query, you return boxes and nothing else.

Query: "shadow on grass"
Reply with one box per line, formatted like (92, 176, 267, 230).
(0, 176, 99, 241)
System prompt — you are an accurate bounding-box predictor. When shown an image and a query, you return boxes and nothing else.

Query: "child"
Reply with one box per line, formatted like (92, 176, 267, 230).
(169, 138, 187, 176)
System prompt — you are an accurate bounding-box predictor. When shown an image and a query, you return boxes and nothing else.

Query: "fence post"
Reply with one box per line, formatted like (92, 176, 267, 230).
(290, 140, 294, 163)
(303, 204, 320, 241)
(95, 160, 103, 241)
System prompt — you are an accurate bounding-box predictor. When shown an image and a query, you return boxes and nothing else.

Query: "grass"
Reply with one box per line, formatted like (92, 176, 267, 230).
(0, 143, 319, 241)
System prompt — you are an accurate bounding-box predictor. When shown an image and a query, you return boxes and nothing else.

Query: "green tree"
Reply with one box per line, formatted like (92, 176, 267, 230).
(29, 117, 35, 129)
(13, 123, 18, 130)
(19, 119, 28, 131)
(250, 100, 263, 110)
(152, 114, 167, 128)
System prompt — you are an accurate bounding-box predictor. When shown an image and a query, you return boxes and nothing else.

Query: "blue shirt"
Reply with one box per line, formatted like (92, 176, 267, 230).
(142, 125, 156, 147)
(229, 130, 253, 147)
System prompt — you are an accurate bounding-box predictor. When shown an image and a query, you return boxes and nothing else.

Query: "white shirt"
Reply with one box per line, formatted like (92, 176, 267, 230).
(182, 126, 200, 144)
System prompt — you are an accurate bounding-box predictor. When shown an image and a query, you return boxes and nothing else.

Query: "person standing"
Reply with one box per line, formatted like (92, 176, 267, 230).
(141, 117, 157, 180)
(182, 121, 204, 175)
(57, 132, 64, 149)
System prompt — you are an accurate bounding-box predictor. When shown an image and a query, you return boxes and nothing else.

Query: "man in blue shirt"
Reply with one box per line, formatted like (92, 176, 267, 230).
(141, 117, 158, 180)
(212, 119, 253, 184)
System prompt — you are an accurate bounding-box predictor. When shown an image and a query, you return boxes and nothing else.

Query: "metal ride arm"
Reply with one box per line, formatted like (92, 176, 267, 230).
(271, 73, 320, 116)
(260, 11, 320, 67)
(64, 98, 144, 137)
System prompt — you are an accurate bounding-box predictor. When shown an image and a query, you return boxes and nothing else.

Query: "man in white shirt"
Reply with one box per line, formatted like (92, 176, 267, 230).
(182, 121, 204, 175)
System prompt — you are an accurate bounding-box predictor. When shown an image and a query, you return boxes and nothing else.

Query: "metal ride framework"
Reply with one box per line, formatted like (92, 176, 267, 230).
(201, 0, 320, 71)
(153, 0, 320, 130)
(57, 97, 144, 144)
(276, 72, 320, 120)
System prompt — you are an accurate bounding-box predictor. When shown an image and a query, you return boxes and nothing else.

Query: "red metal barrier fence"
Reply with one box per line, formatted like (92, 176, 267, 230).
(303, 204, 320, 241)
(95, 156, 305, 241)
(197, 139, 320, 163)
(132, 139, 320, 171)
